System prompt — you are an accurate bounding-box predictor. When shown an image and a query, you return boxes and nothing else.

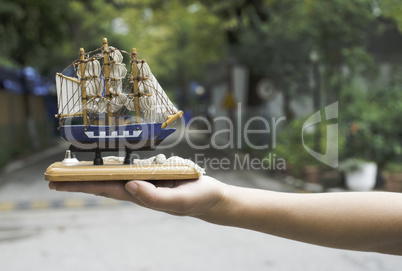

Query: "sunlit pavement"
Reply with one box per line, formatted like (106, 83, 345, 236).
(0, 130, 401, 270)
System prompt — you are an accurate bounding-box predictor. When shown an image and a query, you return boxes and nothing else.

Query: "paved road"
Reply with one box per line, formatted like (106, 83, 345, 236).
(0, 131, 401, 270)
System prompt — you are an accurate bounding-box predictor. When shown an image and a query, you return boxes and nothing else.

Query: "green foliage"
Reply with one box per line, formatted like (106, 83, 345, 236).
(197, 0, 382, 108)
(1, 0, 399, 101)
(380, 0, 402, 31)
(338, 158, 365, 173)
(0, 0, 71, 67)
(273, 118, 315, 158)
(340, 83, 402, 166)
(269, 114, 343, 177)
(121, 0, 225, 91)
(0, 0, 226, 107)
(226, 0, 313, 98)
(0, 0, 122, 73)
(384, 162, 402, 174)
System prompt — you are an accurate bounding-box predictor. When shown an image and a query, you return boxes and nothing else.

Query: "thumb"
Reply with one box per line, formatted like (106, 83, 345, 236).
(125, 180, 161, 208)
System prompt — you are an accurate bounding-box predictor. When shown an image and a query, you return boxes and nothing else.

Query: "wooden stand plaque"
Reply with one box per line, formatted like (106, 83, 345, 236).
(45, 161, 201, 182)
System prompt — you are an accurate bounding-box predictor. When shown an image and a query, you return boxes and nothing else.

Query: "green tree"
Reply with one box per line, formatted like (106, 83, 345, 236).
(197, 0, 380, 116)
(0, 0, 74, 70)
(302, 0, 377, 105)
(119, 0, 226, 107)
(0, 0, 226, 110)
(0, 0, 124, 74)
(380, 0, 402, 31)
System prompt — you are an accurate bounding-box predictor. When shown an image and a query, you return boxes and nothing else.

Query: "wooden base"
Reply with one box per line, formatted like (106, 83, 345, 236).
(45, 161, 201, 181)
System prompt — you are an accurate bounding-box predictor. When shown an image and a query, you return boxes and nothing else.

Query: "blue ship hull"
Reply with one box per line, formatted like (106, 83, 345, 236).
(60, 123, 175, 151)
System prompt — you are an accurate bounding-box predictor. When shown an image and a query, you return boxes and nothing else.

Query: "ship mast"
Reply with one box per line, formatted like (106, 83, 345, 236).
(79, 48, 88, 126)
(131, 48, 141, 123)
(103, 38, 113, 125)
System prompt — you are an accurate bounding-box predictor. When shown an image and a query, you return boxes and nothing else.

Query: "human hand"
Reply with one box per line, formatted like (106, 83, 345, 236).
(48, 176, 228, 220)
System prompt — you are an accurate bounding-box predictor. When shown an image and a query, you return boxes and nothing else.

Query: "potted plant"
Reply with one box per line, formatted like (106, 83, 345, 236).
(271, 118, 322, 182)
(339, 158, 377, 191)
(339, 84, 402, 191)
(271, 116, 342, 184)
(382, 163, 402, 192)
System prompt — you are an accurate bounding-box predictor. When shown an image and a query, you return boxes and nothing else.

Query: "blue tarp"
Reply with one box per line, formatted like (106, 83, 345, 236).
(0, 66, 53, 96)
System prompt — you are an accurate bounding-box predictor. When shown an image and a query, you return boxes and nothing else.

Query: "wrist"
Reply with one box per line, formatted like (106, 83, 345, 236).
(198, 184, 284, 234)
(196, 183, 242, 226)
(193, 182, 232, 223)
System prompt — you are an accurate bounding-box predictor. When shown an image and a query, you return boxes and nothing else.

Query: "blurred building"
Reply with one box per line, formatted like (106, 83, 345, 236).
(205, 59, 312, 152)
(0, 67, 57, 168)
(205, 21, 402, 153)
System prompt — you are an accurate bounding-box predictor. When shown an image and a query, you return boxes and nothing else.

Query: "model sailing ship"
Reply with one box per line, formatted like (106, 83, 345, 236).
(45, 38, 203, 181)
(56, 38, 182, 164)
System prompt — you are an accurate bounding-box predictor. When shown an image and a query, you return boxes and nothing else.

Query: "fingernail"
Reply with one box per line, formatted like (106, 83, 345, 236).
(126, 181, 138, 195)
(49, 182, 56, 190)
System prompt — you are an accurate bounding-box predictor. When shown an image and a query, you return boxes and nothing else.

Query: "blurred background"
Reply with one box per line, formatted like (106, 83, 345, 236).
(0, 0, 402, 270)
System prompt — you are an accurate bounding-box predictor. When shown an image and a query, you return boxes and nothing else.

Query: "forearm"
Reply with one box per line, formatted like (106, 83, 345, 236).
(50, 177, 402, 255)
(204, 185, 402, 255)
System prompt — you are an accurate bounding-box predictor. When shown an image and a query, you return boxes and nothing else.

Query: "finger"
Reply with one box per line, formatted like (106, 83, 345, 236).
(49, 181, 144, 206)
(125, 180, 190, 213)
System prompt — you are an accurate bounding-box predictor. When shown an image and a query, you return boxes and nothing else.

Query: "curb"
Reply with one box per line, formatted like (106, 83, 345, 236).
(1, 141, 69, 176)
(0, 198, 132, 212)
(221, 149, 323, 193)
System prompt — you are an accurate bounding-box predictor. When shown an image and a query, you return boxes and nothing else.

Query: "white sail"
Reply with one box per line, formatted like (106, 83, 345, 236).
(86, 97, 107, 113)
(148, 74, 178, 114)
(135, 61, 178, 122)
(109, 48, 123, 63)
(86, 78, 103, 97)
(109, 80, 122, 95)
(125, 99, 135, 111)
(109, 63, 127, 79)
(139, 96, 156, 121)
(109, 94, 128, 113)
(137, 61, 151, 78)
(56, 45, 180, 125)
(56, 74, 82, 116)
(124, 72, 178, 122)
(138, 79, 152, 95)
(84, 60, 101, 77)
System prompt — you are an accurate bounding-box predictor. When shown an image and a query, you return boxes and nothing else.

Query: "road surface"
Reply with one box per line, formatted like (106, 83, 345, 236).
(0, 130, 400, 270)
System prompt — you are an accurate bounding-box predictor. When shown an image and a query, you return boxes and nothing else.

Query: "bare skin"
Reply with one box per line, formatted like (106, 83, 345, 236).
(49, 176, 402, 255)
